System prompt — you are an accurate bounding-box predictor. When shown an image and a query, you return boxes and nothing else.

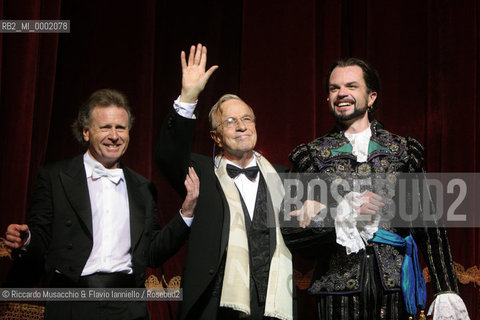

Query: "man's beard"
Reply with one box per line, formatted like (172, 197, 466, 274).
(332, 103, 368, 122)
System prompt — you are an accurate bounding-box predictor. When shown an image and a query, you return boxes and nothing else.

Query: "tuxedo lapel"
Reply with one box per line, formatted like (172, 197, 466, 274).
(123, 167, 145, 252)
(59, 158, 145, 252)
(59, 155, 93, 237)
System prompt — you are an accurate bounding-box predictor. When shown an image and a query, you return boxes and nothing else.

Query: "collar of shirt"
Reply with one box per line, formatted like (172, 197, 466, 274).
(345, 127, 372, 163)
(83, 151, 125, 183)
(225, 158, 259, 220)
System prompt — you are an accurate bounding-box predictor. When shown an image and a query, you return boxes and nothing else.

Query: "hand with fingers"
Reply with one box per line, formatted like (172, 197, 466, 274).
(4, 224, 29, 253)
(180, 43, 219, 103)
(181, 167, 200, 218)
(357, 191, 385, 216)
(290, 200, 327, 228)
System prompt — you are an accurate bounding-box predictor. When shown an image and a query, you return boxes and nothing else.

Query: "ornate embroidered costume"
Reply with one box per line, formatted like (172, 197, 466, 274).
(283, 120, 459, 319)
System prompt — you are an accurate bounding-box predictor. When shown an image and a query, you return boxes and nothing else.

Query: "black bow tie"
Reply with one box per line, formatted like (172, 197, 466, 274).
(226, 164, 259, 181)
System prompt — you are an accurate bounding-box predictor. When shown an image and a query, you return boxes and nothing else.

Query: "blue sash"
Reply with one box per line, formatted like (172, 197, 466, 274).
(369, 229, 426, 315)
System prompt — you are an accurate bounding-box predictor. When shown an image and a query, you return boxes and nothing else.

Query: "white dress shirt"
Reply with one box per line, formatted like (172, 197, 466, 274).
(82, 151, 133, 275)
(225, 159, 260, 221)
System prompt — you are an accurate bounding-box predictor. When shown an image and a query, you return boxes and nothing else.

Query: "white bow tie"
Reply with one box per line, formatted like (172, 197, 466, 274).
(91, 165, 123, 184)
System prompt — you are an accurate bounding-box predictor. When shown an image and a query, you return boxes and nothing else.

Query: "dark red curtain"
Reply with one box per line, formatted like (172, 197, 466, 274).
(1, 0, 479, 319)
(0, 0, 61, 291)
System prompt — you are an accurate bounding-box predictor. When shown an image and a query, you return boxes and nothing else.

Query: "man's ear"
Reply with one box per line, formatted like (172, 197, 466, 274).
(210, 130, 222, 148)
(83, 128, 90, 142)
(368, 91, 377, 106)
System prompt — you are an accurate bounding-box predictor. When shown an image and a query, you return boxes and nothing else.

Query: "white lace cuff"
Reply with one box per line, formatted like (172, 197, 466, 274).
(335, 192, 364, 254)
(427, 293, 470, 320)
(357, 210, 380, 243)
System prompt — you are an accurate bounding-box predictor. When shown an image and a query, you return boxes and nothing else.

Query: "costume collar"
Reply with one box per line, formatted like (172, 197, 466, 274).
(332, 119, 384, 137)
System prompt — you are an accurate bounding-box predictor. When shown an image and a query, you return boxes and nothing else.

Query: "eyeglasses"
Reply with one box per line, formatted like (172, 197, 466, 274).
(214, 116, 255, 130)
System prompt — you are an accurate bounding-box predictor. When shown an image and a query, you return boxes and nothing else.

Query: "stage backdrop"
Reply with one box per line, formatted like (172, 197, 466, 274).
(1, 0, 479, 319)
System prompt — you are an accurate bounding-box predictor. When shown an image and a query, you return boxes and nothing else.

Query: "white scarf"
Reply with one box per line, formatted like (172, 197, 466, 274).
(215, 152, 293, 320)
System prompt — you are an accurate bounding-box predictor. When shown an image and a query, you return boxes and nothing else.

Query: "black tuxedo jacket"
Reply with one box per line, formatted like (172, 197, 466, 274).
(22, 155, 189, 318)
(155, 109, 287, 320)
